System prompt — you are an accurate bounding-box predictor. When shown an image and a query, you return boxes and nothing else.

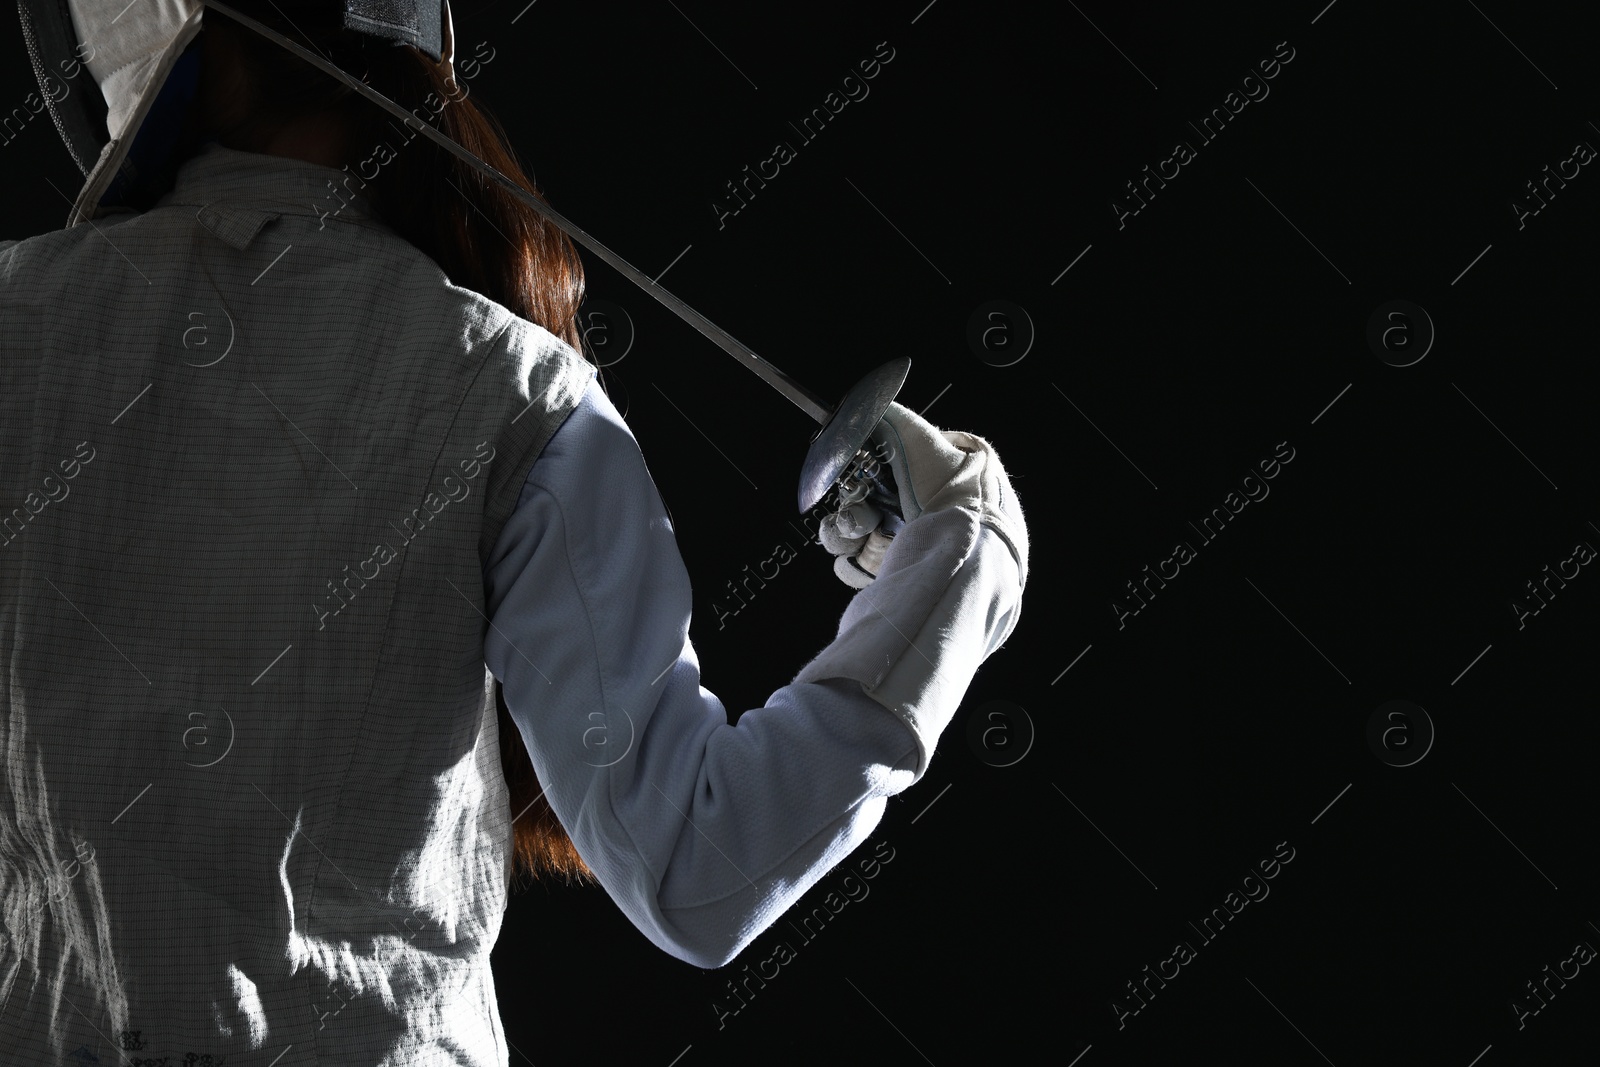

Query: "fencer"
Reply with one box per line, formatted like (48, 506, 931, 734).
(0, 1, 1029, 1062)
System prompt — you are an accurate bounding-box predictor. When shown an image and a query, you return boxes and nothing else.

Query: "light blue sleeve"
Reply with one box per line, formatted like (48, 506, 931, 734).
(482, 378, 1015, 969)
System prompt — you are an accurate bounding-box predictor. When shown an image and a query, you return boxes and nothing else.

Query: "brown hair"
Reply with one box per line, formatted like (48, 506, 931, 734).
(193, 11, 597, 889)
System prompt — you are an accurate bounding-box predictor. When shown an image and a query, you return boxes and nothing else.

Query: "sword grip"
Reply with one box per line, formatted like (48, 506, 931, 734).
(835, 441, 905, 537)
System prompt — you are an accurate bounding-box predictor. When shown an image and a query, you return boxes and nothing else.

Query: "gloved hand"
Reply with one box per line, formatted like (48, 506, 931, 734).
(817, 502, 895, 590)
(817, 402, 1028, 591)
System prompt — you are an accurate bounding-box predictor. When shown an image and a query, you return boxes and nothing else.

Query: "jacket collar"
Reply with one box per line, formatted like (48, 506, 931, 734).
(154, 139, 384, 242)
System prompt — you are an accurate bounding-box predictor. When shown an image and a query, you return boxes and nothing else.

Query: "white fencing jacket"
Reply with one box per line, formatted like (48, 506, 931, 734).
(0, 142, 1024, 1065)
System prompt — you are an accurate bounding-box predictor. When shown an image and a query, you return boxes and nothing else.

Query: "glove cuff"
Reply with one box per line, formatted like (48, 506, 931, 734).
(925, 431, 1029, 593)
(870, 404, 1029, 592)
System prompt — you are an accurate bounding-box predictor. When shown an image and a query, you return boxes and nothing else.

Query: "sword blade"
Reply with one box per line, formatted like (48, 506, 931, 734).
(202, 0, 836, 426)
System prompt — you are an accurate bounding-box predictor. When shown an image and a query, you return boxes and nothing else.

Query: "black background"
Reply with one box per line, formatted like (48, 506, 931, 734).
(4, 1, 1598, 1064)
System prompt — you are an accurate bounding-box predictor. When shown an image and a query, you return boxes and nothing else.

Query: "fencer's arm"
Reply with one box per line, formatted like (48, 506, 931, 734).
(483, 378, 1021, 970)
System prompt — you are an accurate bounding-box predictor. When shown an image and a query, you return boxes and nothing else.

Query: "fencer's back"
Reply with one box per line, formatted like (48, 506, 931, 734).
(0, 140, 592, 1065)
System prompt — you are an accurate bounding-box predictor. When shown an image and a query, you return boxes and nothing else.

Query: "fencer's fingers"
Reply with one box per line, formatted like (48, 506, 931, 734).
(832, 555, 876, 589)
(819, 507, 895, 588)
(855, 530, 893, 576)
(834, 500, 881, 539)
(817, 513, 870, 557)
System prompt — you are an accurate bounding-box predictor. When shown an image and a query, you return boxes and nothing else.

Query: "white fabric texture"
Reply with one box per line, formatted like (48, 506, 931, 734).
(0, 142, 592, 1066)
(793, 505, 1021, 778)
(0, 139, 1026, 1065)
(68, 0, 204, 142)
(485, 383, 927, 970)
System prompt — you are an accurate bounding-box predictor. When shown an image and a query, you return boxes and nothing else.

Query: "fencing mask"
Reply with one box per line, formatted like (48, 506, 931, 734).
(16, 0, 450, 226)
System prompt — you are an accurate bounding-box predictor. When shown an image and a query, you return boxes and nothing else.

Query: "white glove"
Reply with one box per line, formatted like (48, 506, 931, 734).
(817, 402, 1027, 591)
(817, 489, 895, 590)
